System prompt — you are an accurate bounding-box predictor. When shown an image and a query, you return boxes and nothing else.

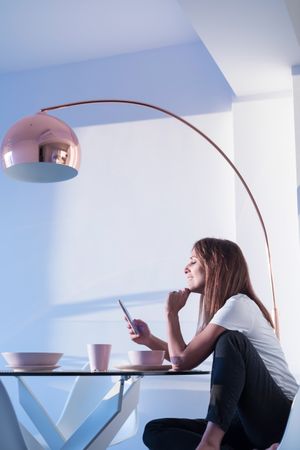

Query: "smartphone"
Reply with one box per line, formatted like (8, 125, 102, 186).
(118, 299, 140, 335)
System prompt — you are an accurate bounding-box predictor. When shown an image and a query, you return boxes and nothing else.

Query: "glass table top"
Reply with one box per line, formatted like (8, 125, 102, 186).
(0, 369, 210, 377)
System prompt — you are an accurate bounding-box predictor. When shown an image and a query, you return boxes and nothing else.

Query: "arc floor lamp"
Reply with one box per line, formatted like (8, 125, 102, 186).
(0, 98, 279, 337)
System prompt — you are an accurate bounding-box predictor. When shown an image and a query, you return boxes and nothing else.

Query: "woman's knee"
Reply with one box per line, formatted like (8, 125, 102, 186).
(143, 419, 167, 448)
(143, 418, 205, 450)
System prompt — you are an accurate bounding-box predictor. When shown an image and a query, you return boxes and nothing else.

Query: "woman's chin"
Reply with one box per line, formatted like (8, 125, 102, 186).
(188, 287, 198, 293)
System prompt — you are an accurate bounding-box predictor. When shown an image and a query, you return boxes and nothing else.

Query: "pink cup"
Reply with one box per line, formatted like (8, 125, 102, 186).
(87, 344, 112, 372)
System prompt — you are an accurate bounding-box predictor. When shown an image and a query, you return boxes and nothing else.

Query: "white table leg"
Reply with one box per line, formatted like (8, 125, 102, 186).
(18, 375, 141, 450)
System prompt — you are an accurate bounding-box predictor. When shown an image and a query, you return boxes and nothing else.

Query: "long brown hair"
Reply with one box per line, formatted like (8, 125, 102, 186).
(193, 238, 274, 330)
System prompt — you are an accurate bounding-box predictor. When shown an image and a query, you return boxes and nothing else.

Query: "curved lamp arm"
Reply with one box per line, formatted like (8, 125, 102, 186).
(0, 98, 278, 337)
(41, 98, 279, 337)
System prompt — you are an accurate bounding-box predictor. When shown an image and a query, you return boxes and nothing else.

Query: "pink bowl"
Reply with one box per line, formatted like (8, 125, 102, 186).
(1, 352, 63, 367)
(128, 350, 165, 366)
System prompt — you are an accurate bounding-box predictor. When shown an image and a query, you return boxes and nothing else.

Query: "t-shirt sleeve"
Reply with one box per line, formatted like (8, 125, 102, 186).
(210, 296, 254, 333)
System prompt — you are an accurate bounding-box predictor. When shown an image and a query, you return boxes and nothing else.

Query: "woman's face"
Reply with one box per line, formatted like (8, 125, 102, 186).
(184, 249, 205, 293)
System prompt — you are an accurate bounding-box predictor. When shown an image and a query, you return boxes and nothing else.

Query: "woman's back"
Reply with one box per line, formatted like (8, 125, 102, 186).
(211, 293, 298, 400)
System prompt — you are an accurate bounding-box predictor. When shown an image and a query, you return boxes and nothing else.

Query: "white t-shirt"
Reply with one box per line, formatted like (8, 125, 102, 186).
(210, 293, 298, 401)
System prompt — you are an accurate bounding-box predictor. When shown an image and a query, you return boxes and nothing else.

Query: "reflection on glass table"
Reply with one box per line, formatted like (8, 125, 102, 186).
(0, 367, 209, 450)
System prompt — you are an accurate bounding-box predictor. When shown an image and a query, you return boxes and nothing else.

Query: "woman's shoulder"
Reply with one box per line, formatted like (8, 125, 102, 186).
(211, 293, 255, 331)
(225, 293, 252, 307)
(222, 294, 266, 324)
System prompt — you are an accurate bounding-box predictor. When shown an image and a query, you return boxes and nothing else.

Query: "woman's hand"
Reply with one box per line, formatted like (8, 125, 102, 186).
(166, 288, 190, 315)
(125, 317, 151, 346)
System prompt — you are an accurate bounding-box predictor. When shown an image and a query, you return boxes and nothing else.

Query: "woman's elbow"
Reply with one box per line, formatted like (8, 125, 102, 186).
(170, 356, 194, 371)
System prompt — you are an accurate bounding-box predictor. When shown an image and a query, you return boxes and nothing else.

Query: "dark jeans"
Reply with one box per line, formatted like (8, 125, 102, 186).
(143, 331, 292, 450)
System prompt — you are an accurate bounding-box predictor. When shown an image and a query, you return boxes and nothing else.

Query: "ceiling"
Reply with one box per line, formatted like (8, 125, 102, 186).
(1, 0, 299, 97)
(0, 0, 198, 72)
(179, 0, 300, 96)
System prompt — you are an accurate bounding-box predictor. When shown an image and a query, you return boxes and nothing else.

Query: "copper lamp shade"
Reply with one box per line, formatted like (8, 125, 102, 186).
(0, 112, 80, 182)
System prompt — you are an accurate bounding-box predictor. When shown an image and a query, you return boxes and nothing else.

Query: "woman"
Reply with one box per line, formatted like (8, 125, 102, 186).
(127, 238, 298, 450)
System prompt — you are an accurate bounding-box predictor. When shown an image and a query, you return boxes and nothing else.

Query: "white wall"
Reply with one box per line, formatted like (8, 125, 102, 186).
(292, 68, 300, 222)
(233, 95, 300, 374)
(0, 41, 233, 139)
(43, 111, 235, 356)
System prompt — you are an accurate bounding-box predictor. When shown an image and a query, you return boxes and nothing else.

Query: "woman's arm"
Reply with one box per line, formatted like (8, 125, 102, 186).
(166, 290, 225, 370)
(168, 318, 226, 370)
(144, 334, 170, 360)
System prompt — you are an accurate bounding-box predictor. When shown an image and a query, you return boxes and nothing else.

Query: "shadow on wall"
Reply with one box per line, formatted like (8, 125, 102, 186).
(47, 290, 195, 357)
(48, 290, 169, 318)
(0, 290, 173, 354)
(0, 289, 200, 360)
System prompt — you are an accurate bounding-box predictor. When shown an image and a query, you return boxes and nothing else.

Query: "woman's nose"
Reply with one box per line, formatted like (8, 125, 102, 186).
(184, 265, 189, 274)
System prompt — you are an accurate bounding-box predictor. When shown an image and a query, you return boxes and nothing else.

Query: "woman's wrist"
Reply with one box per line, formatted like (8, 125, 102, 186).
(144, 333, 156, 348)
(166, 310, 179, 320)
(166, 308, 179, 316)
(146, 334, 168, 352)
